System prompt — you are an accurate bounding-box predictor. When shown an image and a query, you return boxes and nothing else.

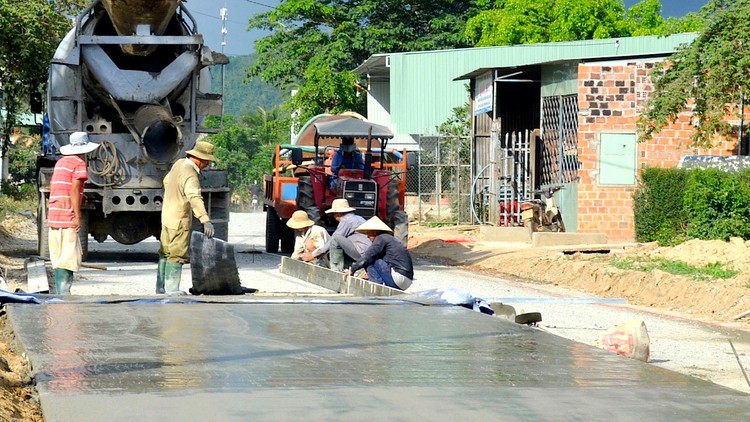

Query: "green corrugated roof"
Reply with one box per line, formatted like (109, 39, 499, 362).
(354, 33, 697, 136)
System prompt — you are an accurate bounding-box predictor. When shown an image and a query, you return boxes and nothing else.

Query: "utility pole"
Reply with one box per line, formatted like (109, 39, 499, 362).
(220, 6, 228, 126)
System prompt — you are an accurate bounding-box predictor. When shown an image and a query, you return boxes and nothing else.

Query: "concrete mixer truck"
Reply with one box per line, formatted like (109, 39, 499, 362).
(36, 0, 230, 258)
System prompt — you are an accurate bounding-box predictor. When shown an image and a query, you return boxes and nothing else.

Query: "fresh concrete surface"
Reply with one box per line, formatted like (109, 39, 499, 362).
(8, 301, 750, 421)
(8, 212, 750, 421)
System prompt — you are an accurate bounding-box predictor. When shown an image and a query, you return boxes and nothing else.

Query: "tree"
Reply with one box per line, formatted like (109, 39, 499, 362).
(464, 0, 554, 47)
(0, 1, 81, 155)
(247, 0, 487, 124)
(206, 107, 290, 204)
(637, 0, 747, 148)
(465, 0, 696, 47)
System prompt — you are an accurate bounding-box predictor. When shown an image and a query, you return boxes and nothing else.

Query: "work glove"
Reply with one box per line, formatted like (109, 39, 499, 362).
(203, 221, 215, 238)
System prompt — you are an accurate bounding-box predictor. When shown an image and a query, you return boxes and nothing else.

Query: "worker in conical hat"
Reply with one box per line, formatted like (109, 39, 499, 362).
(287, 210, 330, 267)
(345, 216, 413, 291)
(307, 199, 371, 272)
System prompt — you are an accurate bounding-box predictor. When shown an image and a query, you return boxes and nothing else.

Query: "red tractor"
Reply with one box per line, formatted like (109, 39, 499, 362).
(263, 113, 415, 253)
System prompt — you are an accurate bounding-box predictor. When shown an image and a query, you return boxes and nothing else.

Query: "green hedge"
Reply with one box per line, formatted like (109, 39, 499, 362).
(634, 167, 750, 245)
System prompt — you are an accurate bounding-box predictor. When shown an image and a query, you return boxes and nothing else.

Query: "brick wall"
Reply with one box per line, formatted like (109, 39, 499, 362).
(577, 61, 737, 242)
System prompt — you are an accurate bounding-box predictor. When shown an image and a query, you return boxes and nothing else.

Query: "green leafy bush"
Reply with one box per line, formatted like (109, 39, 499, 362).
(2, 137, 40, 201)
(683, 168, 750, 240)
(633, 167, 690, 245)
(634, 166, 750, 245)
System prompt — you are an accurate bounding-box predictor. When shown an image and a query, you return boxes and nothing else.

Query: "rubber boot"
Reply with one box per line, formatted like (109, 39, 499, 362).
(155, 257, 167, 294)
(164, 262, 184, 295)
(329, 247, 345, 272)
(54, 268, 73, 295)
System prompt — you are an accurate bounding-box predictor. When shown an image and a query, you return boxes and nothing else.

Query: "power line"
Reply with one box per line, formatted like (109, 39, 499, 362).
(192, 9, 247, 26)
(239, 0, 275, 9)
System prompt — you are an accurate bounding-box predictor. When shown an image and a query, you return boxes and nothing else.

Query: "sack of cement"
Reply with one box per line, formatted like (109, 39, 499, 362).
(189, 232, 246, 295)
(594, 319, 650, 362)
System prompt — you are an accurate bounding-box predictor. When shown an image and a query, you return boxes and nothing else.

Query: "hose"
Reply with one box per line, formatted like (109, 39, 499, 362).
(89, 139, 124, 187)
(470, 164, 491, 225)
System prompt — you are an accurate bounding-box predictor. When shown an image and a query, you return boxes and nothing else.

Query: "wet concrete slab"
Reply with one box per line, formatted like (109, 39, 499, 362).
(7, 299, 750, 421)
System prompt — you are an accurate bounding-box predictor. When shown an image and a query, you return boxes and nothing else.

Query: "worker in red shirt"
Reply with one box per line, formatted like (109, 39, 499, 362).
(47, 131, 99, 294)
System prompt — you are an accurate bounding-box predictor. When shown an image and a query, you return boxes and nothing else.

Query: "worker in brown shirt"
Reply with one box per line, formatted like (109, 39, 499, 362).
(157, 141, 217, 294)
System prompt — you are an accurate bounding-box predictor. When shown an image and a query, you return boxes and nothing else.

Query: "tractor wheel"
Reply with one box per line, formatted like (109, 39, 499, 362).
(386, 178, 401, 217)
(37, 192, 50, 259)
(280, 220, 295, 253)
(297, 176, 321, 224)
(265, 207, 280, 253)
(392, 210, 409, 246)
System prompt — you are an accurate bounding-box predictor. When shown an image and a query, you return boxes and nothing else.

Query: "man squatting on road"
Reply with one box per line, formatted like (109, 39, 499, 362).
(305, 199, 371, 272)
(346, 216, 414, 291)
(48, 131, 100, 294)
(157, 141, 218, 294)
(287, 210, 330, 267)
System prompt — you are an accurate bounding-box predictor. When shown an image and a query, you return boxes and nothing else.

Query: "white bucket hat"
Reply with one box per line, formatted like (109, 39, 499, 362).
(355, 216, 393, 233)
(287, 210, 315, 229)
(325, 198, 355, 214)
(60, 132, 100, 155)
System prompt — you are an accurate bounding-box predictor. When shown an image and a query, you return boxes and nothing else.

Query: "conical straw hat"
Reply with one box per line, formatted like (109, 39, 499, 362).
(355, 216, 393, 233)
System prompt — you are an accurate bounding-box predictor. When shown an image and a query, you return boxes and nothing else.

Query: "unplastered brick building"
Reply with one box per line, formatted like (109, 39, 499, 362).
(356, 33, 730, 242)
(576, 61, 735, 241)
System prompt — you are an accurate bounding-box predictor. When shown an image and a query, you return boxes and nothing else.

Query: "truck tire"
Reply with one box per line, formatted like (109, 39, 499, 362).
(37, 192, 49, 259)
(392, 210, 408, 246)
(79, 211, 89, 261)
(386, 178, 401, 217)
(265, 207, 280, 253)
(296, 176, 321, 224)
(281, 221, 295, 253)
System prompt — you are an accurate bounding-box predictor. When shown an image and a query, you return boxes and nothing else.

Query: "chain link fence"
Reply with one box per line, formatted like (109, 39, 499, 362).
(406, 136, 472, 225)
(407, 93, 578, 227)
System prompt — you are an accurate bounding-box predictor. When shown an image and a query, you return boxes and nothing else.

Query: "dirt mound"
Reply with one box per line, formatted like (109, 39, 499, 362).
(0, 213, 37, 254)
(409, 230, 750, 327)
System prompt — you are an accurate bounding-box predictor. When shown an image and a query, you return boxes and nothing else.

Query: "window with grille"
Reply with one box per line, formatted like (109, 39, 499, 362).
(540, 95, 579, 186)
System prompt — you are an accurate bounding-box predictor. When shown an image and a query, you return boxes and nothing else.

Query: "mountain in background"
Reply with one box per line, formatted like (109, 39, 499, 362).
(212, 54, 287, 118)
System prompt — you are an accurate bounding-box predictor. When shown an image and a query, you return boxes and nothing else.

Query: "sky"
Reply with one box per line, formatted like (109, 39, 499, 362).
(188, 0, 708, 57)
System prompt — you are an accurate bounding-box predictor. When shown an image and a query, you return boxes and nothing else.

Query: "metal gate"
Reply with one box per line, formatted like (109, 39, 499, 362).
(492, 130, 532, 226)
(540, 95, 579, 186)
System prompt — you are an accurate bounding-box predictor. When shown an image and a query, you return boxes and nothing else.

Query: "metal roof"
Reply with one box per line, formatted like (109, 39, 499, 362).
(352, 53, 390, 77)
(354, 33, 697, 80)
(353, 33, 697, 137)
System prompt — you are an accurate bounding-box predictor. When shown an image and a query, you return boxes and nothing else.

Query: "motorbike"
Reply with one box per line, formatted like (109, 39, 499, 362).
(521, 185, 565, 234)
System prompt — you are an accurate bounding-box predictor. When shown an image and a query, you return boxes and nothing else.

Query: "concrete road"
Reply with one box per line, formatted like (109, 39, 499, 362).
(74, 212, 331, 295)
(71, 212, 750, 394)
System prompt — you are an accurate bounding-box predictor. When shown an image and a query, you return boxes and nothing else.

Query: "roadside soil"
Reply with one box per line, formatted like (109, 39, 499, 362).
(2, 212, 750, 419)
(407, 224, 750, 327)
(0, 213, 44, 422)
